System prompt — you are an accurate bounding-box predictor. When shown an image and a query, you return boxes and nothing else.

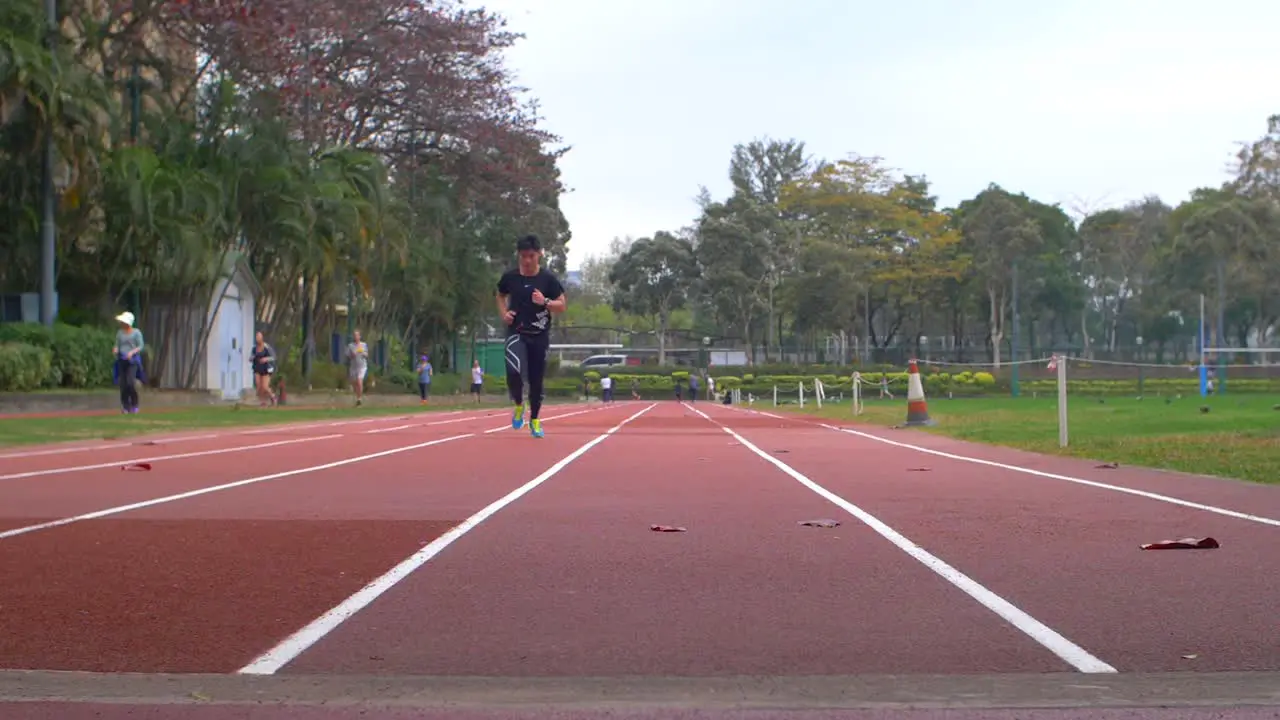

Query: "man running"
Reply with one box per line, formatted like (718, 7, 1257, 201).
(496, 234, 566, 438)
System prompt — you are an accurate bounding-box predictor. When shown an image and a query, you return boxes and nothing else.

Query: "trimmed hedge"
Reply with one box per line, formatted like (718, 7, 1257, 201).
(0, 343, 55, 391)
(0, 323, 115, 389)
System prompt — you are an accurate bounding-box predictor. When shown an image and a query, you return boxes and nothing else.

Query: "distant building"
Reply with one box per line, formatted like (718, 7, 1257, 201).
(565, 270, 583, 288)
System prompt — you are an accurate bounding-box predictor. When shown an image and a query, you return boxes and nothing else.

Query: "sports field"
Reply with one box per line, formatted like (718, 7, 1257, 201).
(2, 399, 1280, 720)
(781, 394, 1280, 485)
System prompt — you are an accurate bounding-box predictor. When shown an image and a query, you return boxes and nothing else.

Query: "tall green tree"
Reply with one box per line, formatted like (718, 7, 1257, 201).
(609, 231, 699, 363)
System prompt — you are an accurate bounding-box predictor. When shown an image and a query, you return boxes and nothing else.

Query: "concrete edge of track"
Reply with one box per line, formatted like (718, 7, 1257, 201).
(1, 670, 1278, 710)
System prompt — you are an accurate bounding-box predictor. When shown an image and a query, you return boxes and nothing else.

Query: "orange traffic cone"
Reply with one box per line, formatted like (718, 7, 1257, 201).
(904, 359, 934, 426)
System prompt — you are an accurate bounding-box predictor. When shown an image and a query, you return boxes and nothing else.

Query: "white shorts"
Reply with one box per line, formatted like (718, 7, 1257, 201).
(350, 366, 368, 382)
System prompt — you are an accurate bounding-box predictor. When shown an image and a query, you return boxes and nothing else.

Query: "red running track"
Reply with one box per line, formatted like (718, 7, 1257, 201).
(1, 399, 1278, 717)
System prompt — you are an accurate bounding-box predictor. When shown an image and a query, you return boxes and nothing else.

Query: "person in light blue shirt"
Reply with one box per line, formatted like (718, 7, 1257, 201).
(416, 354, 433, 405)
(113, 311, 144, 414)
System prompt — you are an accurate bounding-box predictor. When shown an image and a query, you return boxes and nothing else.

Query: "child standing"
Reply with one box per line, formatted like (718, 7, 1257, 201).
(470, 360, 484, 404)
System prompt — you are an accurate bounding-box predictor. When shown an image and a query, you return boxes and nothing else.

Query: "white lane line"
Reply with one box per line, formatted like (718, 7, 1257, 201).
(0, 434, 476, 541)
(363, 411, 506, 434)
(0, 435, 341, 481)
(0, 433, 223, 460)
(817, 424, 1280, 528)
(238, 402, 658, 675)
(362, 423, 417, 434)
(687, 404, 1117, 674)
(0, 405, 608, 539)
(238, 415, 410, 435)
(481, 406, 601, 433)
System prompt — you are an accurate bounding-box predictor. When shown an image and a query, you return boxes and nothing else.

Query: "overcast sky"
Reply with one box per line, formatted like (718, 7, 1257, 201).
(480, 0, 1280, 270)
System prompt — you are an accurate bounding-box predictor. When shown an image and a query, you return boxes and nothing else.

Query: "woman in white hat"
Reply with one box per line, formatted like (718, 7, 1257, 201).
(113, 311, 145, 414)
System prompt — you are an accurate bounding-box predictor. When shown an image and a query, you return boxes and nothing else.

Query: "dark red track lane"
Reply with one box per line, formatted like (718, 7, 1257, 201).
(123, 403, 633, 523)
(0, 410, 523, 531)
(0, 404, 633, 673)
(700, 404, 1280, 673)
(283, 402, 1065, 676)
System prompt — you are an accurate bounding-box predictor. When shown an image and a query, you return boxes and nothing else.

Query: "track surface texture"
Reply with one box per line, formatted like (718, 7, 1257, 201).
(1, 399, 1278, 719)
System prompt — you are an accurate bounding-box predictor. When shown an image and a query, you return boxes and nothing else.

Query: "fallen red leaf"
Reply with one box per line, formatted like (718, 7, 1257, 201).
(1141, 537, 1219, 550)
(650, 525, 687, 533)
(799, 519, 841, 528)
(121, 463, 152, 471)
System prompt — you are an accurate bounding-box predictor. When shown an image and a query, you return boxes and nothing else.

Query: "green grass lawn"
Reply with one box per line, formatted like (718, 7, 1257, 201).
(0, 398, 512, 448)
(780, 393, 1280, 484)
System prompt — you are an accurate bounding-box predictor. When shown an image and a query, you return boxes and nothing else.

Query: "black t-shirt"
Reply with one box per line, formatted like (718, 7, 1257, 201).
(251, 343, 275, 372)
(497, 268, 565, 335)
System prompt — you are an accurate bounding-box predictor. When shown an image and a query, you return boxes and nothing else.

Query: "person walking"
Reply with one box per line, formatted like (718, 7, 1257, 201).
(495, 234, 566, 438)
(416, 354, 433, 405)
(112, 311, 144, 414)
(347, 330, 369, 406)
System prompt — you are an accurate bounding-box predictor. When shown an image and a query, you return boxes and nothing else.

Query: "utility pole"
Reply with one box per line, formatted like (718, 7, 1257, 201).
(1010, 260, 1020, 397)
(300, 15, 314, 380)
(38, 0, 58, 326)
(1216, 259, 1227, 393)
(128, 47, 141, 317)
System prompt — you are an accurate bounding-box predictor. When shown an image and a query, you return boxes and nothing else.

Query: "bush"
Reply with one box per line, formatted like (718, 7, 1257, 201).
(0, 343, 54, 391)
(0, 322, 115, 388)
(384, 367, 419, 392)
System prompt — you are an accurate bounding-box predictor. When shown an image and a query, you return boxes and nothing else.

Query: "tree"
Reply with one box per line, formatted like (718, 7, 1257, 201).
(0, 0, 572, 391)
(958, 187, 1042, 367)
(725, 137, 811, 358)
(778, 156, 964, 360)
(609, 232, 698, 364)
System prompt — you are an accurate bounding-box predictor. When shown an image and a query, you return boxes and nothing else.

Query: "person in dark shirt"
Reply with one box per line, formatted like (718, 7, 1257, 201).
(495, 234, 566, 438)
(250, 331, 277, 406)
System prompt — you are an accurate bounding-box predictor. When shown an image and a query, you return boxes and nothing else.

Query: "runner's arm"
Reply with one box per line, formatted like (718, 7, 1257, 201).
(544, 277, 567, 314)
(545, 292, 566, 314)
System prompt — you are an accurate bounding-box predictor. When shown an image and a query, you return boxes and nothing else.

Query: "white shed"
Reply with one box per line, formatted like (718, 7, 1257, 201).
(203, 259, 261, 399)
(148, 255, 261, 398)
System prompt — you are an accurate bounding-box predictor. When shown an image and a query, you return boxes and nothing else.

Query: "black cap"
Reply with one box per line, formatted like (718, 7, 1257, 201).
(516, 234, 541, 251)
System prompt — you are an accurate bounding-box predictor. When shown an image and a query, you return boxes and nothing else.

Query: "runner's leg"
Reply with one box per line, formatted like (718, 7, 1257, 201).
(527, 333, 549, 420)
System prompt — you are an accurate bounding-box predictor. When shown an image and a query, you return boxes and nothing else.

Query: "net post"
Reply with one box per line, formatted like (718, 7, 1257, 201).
(1056, 353, 1068, 448)
(773, 385, 777, 407)
(814, 379, 823, 408)
(851, 371, 863, 416)
(798, 381, 805, 408)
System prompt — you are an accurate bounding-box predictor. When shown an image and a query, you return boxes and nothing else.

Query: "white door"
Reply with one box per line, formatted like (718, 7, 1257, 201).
(219, 297, 244, 400)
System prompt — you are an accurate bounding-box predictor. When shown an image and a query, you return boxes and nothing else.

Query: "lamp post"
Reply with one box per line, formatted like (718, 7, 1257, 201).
(1010, 260, 1020, 398)
(39, 0, 59, 326)
(1135, 336, 1144, 396)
